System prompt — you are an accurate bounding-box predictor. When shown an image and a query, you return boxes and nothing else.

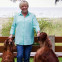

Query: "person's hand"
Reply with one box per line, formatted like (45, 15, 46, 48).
(9, 34, 13, 38)
(37, 31, 40, 37)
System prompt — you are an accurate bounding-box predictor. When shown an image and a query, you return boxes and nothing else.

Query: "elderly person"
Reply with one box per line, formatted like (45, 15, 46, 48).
(9, 1, 40, 62)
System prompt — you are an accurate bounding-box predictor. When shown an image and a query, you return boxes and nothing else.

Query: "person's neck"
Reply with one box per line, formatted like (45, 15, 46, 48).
(22, 11, 28, 17)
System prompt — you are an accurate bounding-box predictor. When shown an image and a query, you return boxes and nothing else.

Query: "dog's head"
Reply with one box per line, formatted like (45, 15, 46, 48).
(4, 38, 13, 46)
(38, 32, 47, 43)
(4, 38, 15, 52)
(38, 32, 52, 48)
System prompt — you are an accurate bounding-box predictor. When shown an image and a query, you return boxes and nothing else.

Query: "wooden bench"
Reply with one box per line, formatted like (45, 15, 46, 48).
(0, 37, 40, 58)
(0, 36, 62, 58)
(55, 36, 62, 57)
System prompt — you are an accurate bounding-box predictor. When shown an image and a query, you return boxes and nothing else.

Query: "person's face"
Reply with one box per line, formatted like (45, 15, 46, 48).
(21, 3, 28, 13)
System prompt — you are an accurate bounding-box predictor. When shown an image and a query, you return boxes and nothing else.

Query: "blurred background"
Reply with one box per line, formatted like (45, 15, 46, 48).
(0, 0, 62, 36)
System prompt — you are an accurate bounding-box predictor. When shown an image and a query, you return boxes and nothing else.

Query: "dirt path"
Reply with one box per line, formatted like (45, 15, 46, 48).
(0, 18, 9, 36)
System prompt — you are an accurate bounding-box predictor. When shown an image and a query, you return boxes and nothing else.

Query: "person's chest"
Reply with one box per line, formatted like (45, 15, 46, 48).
(16, 15, 33, 25)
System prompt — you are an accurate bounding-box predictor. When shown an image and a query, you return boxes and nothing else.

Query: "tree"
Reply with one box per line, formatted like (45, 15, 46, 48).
(55, 0, 62, 4)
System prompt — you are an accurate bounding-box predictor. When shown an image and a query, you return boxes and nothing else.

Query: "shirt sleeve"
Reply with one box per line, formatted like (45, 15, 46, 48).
(32, 15, 40, 33)
(10, 15, 16, 35)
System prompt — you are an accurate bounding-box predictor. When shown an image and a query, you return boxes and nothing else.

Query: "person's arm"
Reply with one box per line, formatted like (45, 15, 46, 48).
(32, 15, 40, 36)
(9, 15, 16, 37)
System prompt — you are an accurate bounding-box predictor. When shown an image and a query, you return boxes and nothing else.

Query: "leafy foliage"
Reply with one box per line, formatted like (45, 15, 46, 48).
(1, 18, 62, 36)
(1, 17, 13, 36)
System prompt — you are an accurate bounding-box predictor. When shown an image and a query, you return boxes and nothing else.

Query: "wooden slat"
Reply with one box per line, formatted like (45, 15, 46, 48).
(0, 52, 35, 58)
(55, 46, 62, 52)
(55, 37, 62, 43)
(0, 37, 8, 43)
(55, 52, 62, 57)
(0, 36, 56, 43)
(0, 52, 17, 58)
(0, 45, 40, 53)
(0, 46, 17, 53)
(0, 37, 38, 43)
(34, 37, 38, 43)
(1, 52, 62, 58)
(32, 45, 40, 52)
(0, 37, 15, 43)
(0, 46, 4, 52)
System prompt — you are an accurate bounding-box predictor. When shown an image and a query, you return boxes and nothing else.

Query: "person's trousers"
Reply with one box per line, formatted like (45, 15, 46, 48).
(16, 45, 32, 62)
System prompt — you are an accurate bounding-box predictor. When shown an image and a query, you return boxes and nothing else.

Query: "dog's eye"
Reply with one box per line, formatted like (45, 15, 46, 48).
(7, 42, 9, 44)
(9, 42, 12, 45)
(11, 42, 12, 45)
(38, 37, 40, 41)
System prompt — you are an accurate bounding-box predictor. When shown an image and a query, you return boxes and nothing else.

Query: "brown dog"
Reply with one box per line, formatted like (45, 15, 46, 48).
(1, 38, 15, 62)
(34, 32, 59, 62)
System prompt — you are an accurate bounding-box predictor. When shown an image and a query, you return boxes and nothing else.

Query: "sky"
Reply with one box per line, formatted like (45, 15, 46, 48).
(0, 0, 62, 7)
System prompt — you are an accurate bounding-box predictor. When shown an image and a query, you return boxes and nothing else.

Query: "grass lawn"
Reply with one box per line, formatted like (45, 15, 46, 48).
(0, 58, 2, 62)
(0, 58, 33, 62)
(58, 57, 62, 62)
(14, 58, 34, 62)
(0, 57, 62, 62)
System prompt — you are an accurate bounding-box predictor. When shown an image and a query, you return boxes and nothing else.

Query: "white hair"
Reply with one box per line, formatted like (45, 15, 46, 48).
(19, 0, 29, 8)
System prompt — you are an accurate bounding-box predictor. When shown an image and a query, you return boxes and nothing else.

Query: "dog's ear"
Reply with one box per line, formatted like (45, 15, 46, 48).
(4, 40, 7, 45)
(4, 38, 10, 51)
(12, 41, 15, 46)
(11, 41, 15, 52)
(4, 39, 8, 51)
(13, 41, 15, 51)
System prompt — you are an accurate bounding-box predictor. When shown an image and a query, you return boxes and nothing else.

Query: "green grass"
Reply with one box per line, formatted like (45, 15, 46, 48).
(0, 58, 33, 62)
(0, 58, 2, 62)
(14, 58, 34, 62)
(0, 58, 62, 62)
(58, 57, 62, 62)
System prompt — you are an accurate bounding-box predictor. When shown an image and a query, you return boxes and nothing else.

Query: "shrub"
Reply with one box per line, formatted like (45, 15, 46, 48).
(1, 18, 62, 36)
(1, 17, 13, 36)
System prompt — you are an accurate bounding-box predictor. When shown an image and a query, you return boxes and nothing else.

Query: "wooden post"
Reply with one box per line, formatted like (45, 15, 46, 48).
(49, 35, 55, 52)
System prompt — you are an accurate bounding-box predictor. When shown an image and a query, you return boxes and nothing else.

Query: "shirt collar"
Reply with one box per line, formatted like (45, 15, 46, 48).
(19, 11, 30, 16)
